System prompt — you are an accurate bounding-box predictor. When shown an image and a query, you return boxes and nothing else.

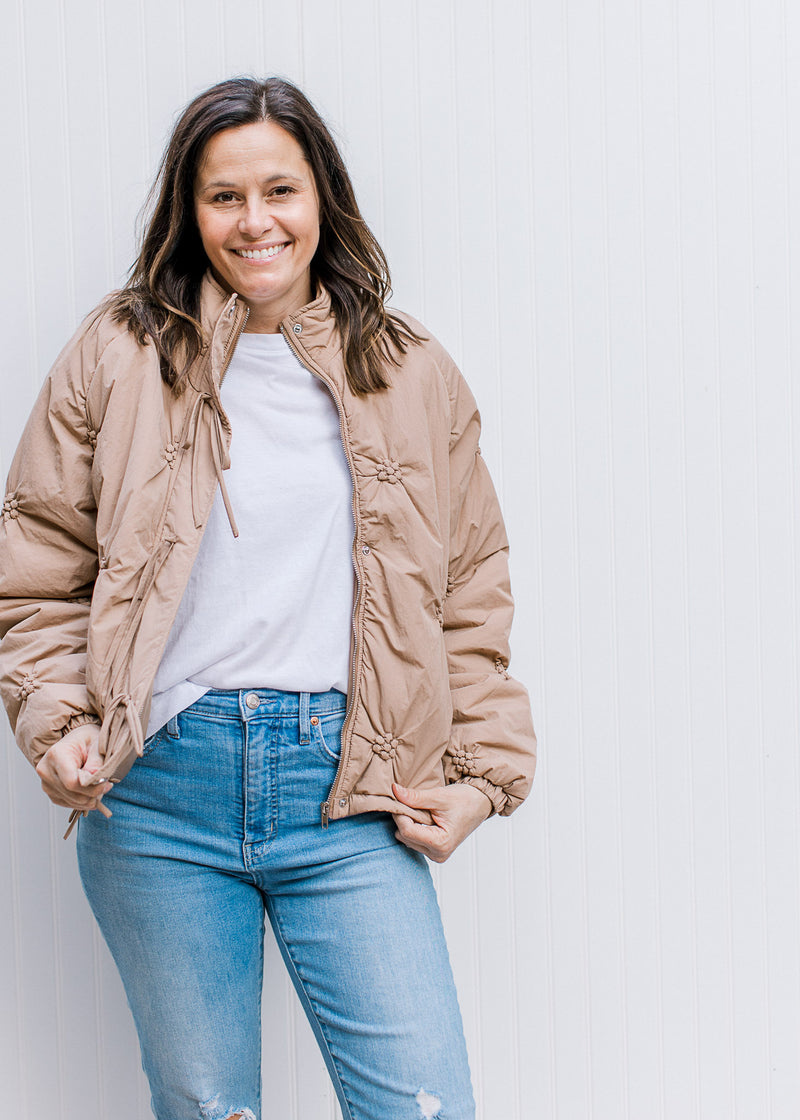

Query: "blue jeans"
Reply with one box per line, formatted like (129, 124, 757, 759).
(77, 688, 475, 1120)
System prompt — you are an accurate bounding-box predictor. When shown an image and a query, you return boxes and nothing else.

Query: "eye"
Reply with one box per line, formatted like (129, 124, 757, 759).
(271, 185, 296, 198)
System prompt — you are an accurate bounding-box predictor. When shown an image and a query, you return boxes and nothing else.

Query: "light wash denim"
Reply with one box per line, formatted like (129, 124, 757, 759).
(77, 688, 475, 1120)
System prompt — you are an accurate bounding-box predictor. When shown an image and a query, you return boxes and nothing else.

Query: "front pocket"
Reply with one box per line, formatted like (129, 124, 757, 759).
(140, 727, 165, 758)
(311, 711, 345, 763)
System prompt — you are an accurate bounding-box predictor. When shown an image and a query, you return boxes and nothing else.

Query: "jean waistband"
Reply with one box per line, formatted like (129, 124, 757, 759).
(189, 688, 348, 722)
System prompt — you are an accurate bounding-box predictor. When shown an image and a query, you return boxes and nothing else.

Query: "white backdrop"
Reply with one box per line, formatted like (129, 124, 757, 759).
(2, 1, 798, 1117)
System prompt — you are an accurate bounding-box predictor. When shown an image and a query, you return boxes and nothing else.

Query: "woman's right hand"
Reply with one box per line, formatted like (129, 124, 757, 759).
(35, 723, 113, 818)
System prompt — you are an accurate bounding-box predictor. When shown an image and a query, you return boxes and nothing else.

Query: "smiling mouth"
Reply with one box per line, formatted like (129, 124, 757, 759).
(233, 243, 289, 260)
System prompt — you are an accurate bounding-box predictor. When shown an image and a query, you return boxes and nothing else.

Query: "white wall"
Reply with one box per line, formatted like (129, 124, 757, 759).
(2, 1, 798, 1117)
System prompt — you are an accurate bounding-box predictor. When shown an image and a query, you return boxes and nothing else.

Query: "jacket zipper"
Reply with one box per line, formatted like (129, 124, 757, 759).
(219, 301, 249, 389)
(105, 296, 248, 739)
(65, 294, 252, 817)
(279, 322, 363, 828)
(135, 298, 249, 720)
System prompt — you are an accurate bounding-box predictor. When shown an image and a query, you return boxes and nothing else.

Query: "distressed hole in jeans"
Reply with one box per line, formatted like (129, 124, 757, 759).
(198, 1095, 256, 1120)
(416, 1088, 443, 1119)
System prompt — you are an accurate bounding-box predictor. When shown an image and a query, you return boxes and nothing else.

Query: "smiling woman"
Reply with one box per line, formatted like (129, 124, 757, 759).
(0, 76, 536, 1120)
(194, 121, 321, 332)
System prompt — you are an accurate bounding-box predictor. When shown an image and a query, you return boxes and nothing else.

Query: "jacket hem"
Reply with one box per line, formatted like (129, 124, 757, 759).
(339, 791, 435, 826)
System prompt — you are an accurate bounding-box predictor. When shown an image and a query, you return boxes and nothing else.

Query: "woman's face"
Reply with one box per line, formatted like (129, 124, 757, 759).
(194, 120, 321, 332)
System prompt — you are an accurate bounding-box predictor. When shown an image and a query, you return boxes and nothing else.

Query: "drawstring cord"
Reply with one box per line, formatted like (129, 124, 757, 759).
(186, 391, 239, 538)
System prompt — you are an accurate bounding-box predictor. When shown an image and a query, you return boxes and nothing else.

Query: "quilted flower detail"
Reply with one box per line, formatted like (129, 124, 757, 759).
(2, 493, 20, 522)
(495, 656, 510, 679)
(18, 673, 40, 701)
(449, 745, 480, 777)
(163, 441, 179, 468)
(371, 734, 400, 761)
(376, 458, 403, 484)
(86, 426, 98, 450)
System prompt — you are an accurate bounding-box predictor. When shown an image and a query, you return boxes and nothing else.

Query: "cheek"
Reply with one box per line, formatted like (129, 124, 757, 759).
(298, 198, 321, 249)
(195, 211, 227, 257)
(304, 215, 321, 256)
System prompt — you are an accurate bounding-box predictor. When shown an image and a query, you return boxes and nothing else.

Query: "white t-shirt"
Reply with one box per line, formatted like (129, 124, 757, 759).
(147, 331, 354, 737)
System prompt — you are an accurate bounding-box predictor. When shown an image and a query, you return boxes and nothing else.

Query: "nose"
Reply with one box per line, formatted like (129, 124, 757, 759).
(238, 198, 275, 239)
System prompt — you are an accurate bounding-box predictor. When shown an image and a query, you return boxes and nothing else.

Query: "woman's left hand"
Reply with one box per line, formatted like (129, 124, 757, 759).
(391, 782, 492, 862)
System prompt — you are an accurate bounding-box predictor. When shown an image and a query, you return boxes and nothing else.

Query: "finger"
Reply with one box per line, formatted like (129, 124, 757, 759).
(44, 753, 83, 795)
(394, 830, 428, 857)
(38, 758, 111, 808)
(394, 828, 452, 863)
(55, 753, 111, 795)
(39, 767, 97, 802)
(77, 766, 106, 788)
(39, 783, 106, 811)
(392, 815, 452, 862)
(392, 782, 449, 812)
(391, 783, 420, 807)
(392, 812, 440, 841)
(77, 738, 105, 786)
(45, 777, 113, 803)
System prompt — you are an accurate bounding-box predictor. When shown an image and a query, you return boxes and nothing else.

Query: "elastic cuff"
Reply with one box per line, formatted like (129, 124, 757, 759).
(60, 712, 101, 737)
(451, 775, 506, 816)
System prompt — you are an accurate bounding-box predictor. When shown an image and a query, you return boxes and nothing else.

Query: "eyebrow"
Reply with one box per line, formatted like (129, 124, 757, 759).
(198, 173, 306, 190)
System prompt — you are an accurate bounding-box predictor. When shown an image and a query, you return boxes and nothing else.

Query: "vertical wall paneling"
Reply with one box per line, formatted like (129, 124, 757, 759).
(0, 1, 33, 465)
(2, 2, 800, 1117)
(750, 5, 799, 1120)
(775, 4, 800, 1117)
(661, 2, 701, 1115)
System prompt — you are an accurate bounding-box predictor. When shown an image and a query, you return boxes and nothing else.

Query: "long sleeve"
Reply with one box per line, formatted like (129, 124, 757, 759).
(440, 363, 537, 816)
(0, 327, 101, 766)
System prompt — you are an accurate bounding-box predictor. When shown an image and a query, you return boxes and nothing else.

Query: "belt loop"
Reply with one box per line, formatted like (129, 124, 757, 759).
(299, 692, 310, 744)
(166, 714, 180, 739)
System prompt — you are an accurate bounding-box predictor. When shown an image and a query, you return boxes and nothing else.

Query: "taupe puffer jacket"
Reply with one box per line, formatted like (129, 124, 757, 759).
(0, 275, 536, 826)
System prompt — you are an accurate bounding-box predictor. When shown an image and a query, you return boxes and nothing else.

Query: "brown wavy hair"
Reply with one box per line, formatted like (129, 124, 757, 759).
(107, 76, 423, 394)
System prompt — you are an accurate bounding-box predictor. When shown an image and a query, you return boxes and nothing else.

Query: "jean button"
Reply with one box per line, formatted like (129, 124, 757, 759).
(245, 692, 260, 709)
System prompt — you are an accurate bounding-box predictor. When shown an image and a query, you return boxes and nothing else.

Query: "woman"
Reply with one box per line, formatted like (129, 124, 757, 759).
(0, 77, 535, 1120)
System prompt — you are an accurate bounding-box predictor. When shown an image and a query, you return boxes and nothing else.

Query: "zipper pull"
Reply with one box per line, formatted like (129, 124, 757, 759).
(321, 801, 330, 829)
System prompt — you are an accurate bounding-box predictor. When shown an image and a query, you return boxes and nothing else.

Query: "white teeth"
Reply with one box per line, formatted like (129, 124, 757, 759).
(235, 244, 286, 259)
